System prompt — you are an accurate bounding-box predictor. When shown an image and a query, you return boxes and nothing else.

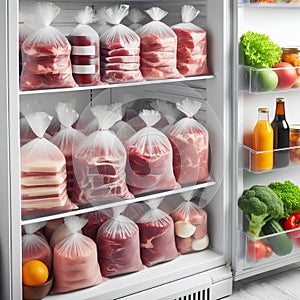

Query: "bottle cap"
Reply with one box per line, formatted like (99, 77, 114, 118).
(258, 108, 269, 113)
(276, 97, 285, 102)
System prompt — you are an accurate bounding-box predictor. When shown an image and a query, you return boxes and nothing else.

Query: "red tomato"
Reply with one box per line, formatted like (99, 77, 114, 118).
(264, 245, 273, 258)
(273, 62, 297, 89)
(247, 240, 267, 262)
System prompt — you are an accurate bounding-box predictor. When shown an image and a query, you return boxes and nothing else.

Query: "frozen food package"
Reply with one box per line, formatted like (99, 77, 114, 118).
(51, 102, 86, 203)
(125, 109, 180, 195)
(172, 5, 209, 76)
(167, 99, 210, 184)
(73, 104, 134, 204)
(21, 112, 77, 216)
(127, 8, 145, 31)
(50, 215, 85, 248)
(52, 215, 104, 294)
(82, 209, 111, 241)
(96, 205, 144, 277)
(100, 4, 144, 83)
(137, 198, 179, 267)
(20, 2, 77, 90)
(171, 191, 208, 254)
(22, 222, 52, 270)
(68, 6, 103, 86)
(137, 7, 182, 80)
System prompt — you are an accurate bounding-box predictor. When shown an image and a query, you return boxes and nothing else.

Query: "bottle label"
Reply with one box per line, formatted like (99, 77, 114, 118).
(72, 65, 96, 74)
(71, 46, 96, 56)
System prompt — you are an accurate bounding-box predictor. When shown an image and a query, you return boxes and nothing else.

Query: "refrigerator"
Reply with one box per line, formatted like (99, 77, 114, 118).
(1, 0, 299, 299)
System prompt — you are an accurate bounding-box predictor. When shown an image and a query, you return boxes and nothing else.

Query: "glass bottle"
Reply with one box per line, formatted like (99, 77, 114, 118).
(271, 97, 290, 168)
(252, 108, 273, 172)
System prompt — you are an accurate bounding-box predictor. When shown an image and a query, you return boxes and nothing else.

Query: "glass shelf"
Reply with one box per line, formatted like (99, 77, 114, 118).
(237, 227, 300, 267)
(239, 144, 300, 174)
(239, 65, 300, 94)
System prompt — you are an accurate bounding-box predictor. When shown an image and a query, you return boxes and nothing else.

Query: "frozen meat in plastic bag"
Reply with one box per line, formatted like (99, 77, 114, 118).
(68, 6, 103, 86)
(21, 112, 77, 216)
(125, 109, 180, 195)
(127, 8, 145, 31)
(22, 222, 52, 270)
(167, 98, 210, 184)
(51, 102, 86, 203)
(137, 7, 182, 80)
(137, 198, 179, 267)
(96, 205, 144, 277)
(73, 104, 134, 204)
(20, 2, 77, 90)
(100, 4, 144, 83)
(52, 215, 104, 294)
(171, 191, 208, 254)
(172, 5, 209, 76)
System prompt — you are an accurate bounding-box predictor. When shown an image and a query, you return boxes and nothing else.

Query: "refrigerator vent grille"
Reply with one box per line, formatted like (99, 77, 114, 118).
(174, 288, 210, 300)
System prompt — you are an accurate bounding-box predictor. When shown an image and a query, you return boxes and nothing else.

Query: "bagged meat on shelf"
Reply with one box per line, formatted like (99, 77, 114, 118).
(20, 2, 77, 90)
(22, 222, 52, 271)
(137, 198, 179, 267)
(52, 216, 104, 294)
(100, 4, 144, 83)
(72, 104, 134, 205)
(172, 5, 209, 77)
(125, 109, 180, 195)
(167, 99, 210, 185)
(81, 209, 111, 242)
(127, 8, 145, 31)
(68, 6, 103, 86)
(21, 112, 77, 216)
(96, 205, 144, 277)
(137, 7, 182, 80)
(170, 191, 208, 254)
(51, 102, 86, 203)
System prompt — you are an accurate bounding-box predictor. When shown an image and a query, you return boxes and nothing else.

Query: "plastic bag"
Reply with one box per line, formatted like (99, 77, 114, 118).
(22, 222, 52, 270)
(68, 6, 103, 86)
(127, 8, 145, 31)
(172, 5, 209, 76)
(20, 2, 77, 90)
(52, 216, 104, 294)
(122, 202, 148, 222)
(95, 6, 112, 37)
(125, 109, 180, 195)
(171, 191, 208, 254)
(100, 4, 144, 83)
(167, 99, 210, 184)
(73, 104, 134, 204)
(51, 102, 86, 203)
(96, 205, 144, 277)
(21, 112, 77, 215)
(137, 198, 179, 267)
(137, 7, 182, 80)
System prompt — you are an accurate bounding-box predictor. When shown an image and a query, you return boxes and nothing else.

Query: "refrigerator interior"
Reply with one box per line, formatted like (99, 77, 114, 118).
(0, 0, 233, 299)
(233, 1, 300, 281)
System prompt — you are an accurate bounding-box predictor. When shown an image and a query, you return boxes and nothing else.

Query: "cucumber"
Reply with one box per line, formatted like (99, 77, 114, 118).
(262, 219, 293, 256)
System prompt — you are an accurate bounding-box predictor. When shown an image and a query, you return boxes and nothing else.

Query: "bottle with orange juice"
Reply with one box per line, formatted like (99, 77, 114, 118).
(252, 107, 274, 172)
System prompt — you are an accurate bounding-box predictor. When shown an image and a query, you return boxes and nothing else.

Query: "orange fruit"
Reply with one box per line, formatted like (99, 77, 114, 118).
(22, 260, 49, 286)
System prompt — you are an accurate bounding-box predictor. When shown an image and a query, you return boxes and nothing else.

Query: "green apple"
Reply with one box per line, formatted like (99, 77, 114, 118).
(251, 69, 278, 92)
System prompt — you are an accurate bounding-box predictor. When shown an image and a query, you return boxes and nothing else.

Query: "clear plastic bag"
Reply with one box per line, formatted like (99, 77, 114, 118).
(51, 102, 86, 203)
(125, 109, 180, 195)
(172, 5, 209, 76)
(95, 6, 112, 38)
(52, 216, 104, 294)
(170, 191, 208, 254)
(167, 98, 210, 184)
(137, 7, 182, 80)
(100, 4, 144, 83)
(73, 104, 134, 204)
(20, 2, 77, 90)
(68, 6, 103, 86)
(22, 222, 52, 270)
(21, 112, 77, 215)
(137, 198, 179, 267)
(127, 8, 145, 31)
(96, 205, 144, 277)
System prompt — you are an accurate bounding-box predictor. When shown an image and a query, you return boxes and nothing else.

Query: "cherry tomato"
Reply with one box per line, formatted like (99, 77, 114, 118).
(247, 240, 267, 262)
(264, 245, 273, 258)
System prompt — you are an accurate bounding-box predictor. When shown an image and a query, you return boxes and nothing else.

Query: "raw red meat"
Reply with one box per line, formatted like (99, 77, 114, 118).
(101, 47, 140, 57)
(140, 67, 182, 80)
(101, 70, 144, 84)
(138, 201, 179, 267)
(101, 62, 140, 71)
(140, 57, 176, 68)
(101, 55, 140, 63)
(140, 34, 177, 52)
(96, 214, 144, 277)
(140, 51, 175, 62)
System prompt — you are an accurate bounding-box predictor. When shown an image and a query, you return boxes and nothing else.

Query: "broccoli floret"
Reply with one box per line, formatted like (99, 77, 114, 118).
(238, 185, 284, 238)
